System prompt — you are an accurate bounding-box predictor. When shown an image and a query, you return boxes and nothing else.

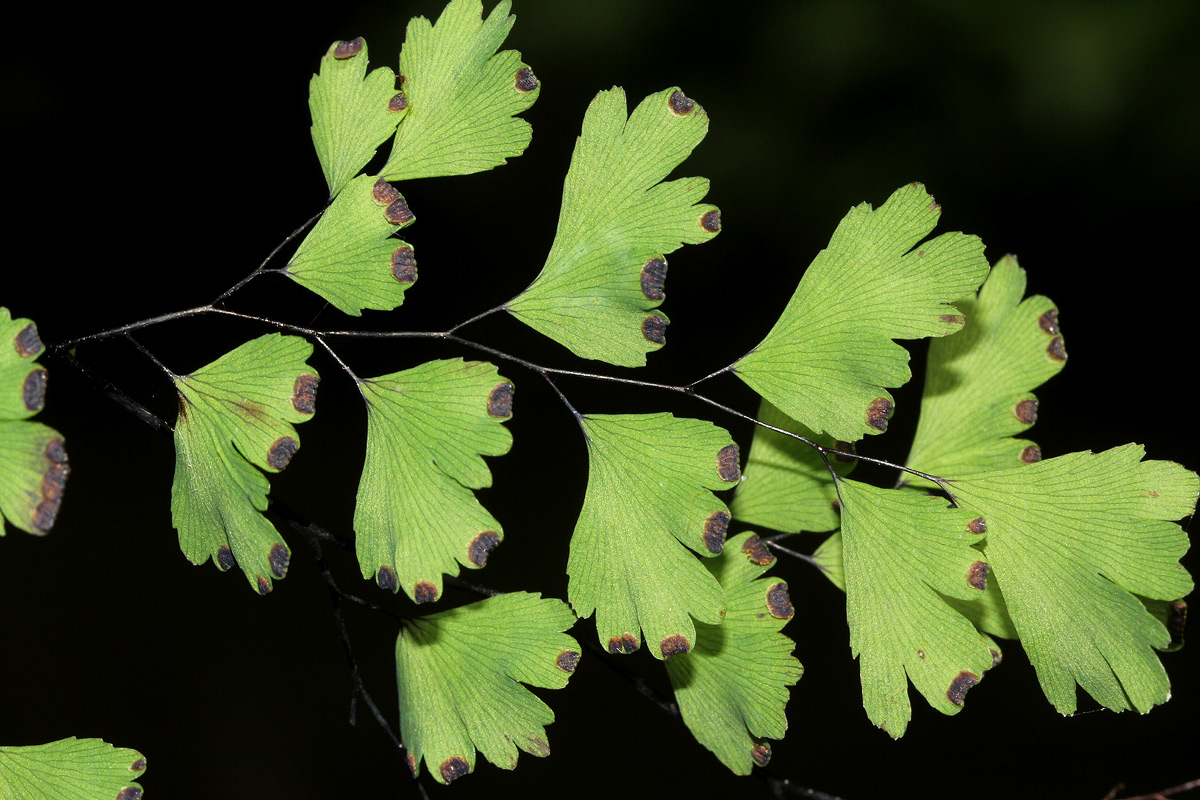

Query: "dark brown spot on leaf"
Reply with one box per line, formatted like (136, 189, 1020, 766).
(23, 368, 46, 411)
(468, 530, 501, 566)
(385, 197, 414, 226)
(668, 89, 694, 115)
(640, 257, 667, 301)
(333, 38, 363, 58)
(1013, 398, 1038, 425)
(1020, 445, 1042, 464)
(866, 397, 893, 431)
(1046, 336, 1067, 361)
(1039, 308, 1060, 335)
(766, 582, 794, 620)
(929, 200, 942, 213)
(660, 634, 691, 659)
(14, 323, 42, 357)
(940, 314, 966, 325)
(439, 756, 470, 783)
(487, 382, 514, 418)
(33, 442, 69, 533)
(917, 649, 926, 660)
(116, 787, 142, 800)
(946, 671, 978, 706)
(269, 543, 290, 579)
(703, 511, 729, 554)
(967, 517, 987, 535)
(989, 648, 1002, 668)
(556, 650, 580, 673)
(741, 534, 775, 566)
(391, 247, 417, 283)
(607, 633, 639, 654)
(700, 209, 721, 232)
(388, 91, 408, 112)
(414, 581, 438, 604)
(917, 249, 926, 257)
(514, 66, 538, 93)
(292, 374, 319, 414)
(751, 742, 772, 767)
(1167, 599, 1187, 647)
(642, 314, 668, 344)
(217, 546, 237, 572)
(405, 753, 418, 777)
(129, 757, 147, 773)
(967, 561, 989, 591)
(256, 576, 271, 595)
(831, 497, 841, 512)
(717, 444, 741, 482)
(377, 566, 398, 592)
(372, 178, 401, 206)
(268, 436, 299, 470)
(832, 441, 856, 463)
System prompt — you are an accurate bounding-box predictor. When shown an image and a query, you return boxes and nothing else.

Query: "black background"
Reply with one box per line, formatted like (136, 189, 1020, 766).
(3, 1, 1198, 798)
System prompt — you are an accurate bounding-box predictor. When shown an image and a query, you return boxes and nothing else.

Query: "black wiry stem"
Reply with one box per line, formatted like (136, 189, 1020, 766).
(212, 206, 328, 306)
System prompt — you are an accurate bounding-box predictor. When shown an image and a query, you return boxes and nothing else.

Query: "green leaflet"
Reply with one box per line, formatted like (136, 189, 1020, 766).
(952, 445, 1197, 714)
(839, 478, 998, 737)
(380, 0, 538, 181)
(665, 532, 803, 774)
(507, 86, 720, 366)
(729, 399, 855, 534)
(285, 173, 418, 315)
(0, 737, 145, 800)
(734, 183, 990, 442)
(170, 334, 319, 594)
(354, 359, 514, 603)
(396, 592, 579, 784)
(309, 36, 407, 199)
(0, 308, 68, 535)
(567, 413, 740, 659)
(906, 254, 1067, 481)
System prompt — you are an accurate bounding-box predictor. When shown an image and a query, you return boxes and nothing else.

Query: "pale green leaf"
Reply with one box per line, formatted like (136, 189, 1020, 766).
(0, 737, 145, 800)
(354, 359, 514, 603)
(734, 183, 990, 442)
(839, 478, 997, 737)
(0, 308, 68, 535)
(952, 445, 1197, 714)
(380, 0, 538, 181)
(396, 592, 579, 784)
(171, 334, 319, 593)
(730, 399, 854, 534)
(567, 413, 739, 659)
(309, 36, 406, 198)
(285, 173, 417, 316)
(665, 532, 803, 774)
(507, 86, 720, 366)
(906, 254, 1067, 481)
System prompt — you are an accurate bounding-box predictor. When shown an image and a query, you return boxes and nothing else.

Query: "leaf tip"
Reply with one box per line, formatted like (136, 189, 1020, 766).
(607, 633, 640, 654)
(267, 436, 299, 470)
(487, 382, 514, 418)
(866, 397, 893, 432)
(376, 566, 398, 592)
(1014, 398, 1038, 426)
(750, 742, 772, 768)
(116, 787, 143, 800)
(269, 543, 290, 579)
(32, 437, 69, 533)
(514, 66, 539, 93)
(641, 314, 668, 345)
(668, 89, 695, 116)
(700, 208, 721, 233)
(439, 755, 471, 784)
(414, 580, 439, 604)
(717, 444, 741, 483)
(391, 246, 417, 284)
(1020, 445, 1043, 464)
(967, 560, 989, 591)
(640, 257, 668, 301)
(1047, 336, 1068, 362)
(333, 37, 364, 59)
(14, 322, 43, 357)
(23, 368, 47, 412)
(967, 517, 987, 535)
(216, 546, 237, 572)
(292, 374, 319, 414)
(555, 650, 580, 673)
(388, 91, 409, 113)
(1039, 308, 1060, 336)
(256, 576, 272, 596)
(765, 582, 794, 620)
(741, 534, 776, 566)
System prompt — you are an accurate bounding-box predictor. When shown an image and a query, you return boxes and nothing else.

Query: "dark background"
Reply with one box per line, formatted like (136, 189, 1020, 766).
(3, 1, 1197, 798)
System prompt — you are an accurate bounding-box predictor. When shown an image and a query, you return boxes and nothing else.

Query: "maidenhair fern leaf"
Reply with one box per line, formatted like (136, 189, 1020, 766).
(170, 334, 319, 593)
(354, 359, 513, 603)
(507, 86, 721, 366)
(567, 413, 740, 659)
(285, 173, 418, 316)
(0, 737, 145, 800)
(729, 399, 854, 534)
(396, 592, 579, 784)
(734, 183, 990, 442)
(952, 446, 1197, 715)
(309, 36, 407, 199)
(380, 0, 538, 181)
(839, 478, 998, 737)
(906, 254, 1067, 480)
(0, 308, 68, 535)
(665, 532, 803, 774)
